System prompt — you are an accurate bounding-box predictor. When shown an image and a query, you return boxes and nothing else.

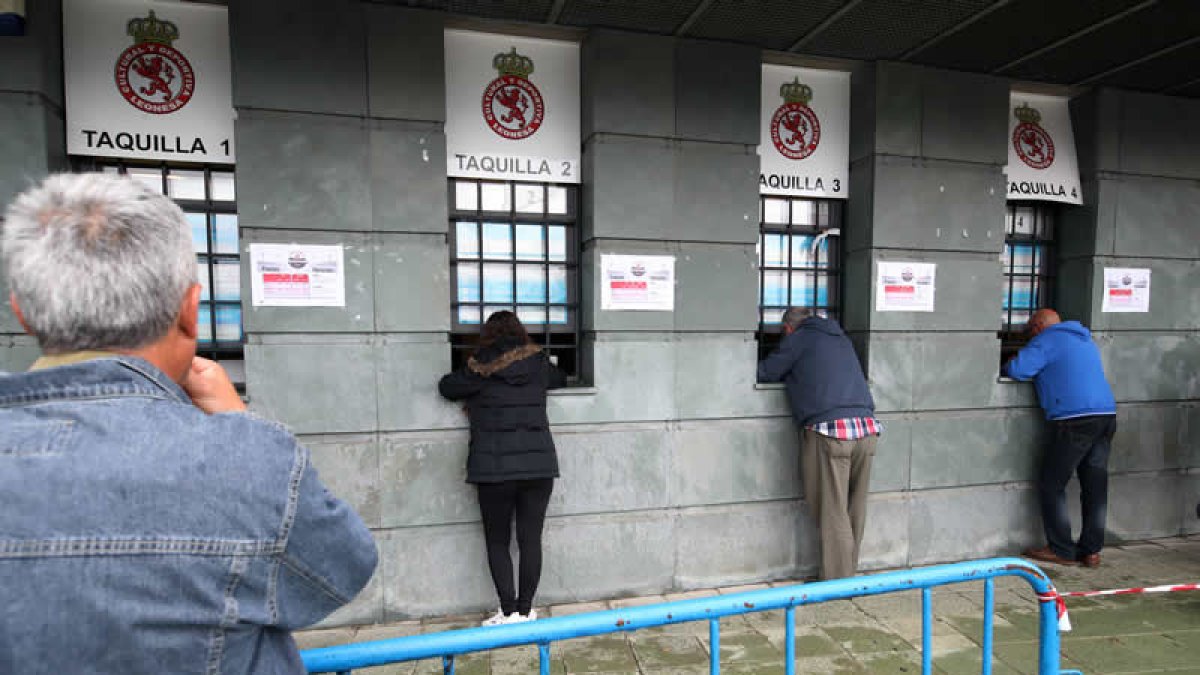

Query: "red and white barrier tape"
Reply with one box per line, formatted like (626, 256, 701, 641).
(1038, 583, 1199, 632)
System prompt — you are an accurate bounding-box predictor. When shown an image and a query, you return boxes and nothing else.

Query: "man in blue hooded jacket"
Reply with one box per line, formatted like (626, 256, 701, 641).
(1006, 308, 1116, 568)
(758, 308, 881, 580)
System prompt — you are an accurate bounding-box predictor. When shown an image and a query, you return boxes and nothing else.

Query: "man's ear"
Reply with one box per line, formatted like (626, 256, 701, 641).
(9, 293, 33, 336)
(178, 283, 202, 340)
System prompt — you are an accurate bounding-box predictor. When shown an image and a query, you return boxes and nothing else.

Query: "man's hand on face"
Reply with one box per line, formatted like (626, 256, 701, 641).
(183, 356, 247, 414)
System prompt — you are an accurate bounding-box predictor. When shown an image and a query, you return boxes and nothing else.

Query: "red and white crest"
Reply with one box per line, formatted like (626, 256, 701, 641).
(770, 78, 821, 160)
(1012, 102, 1055, 170)
(114, 11, 195, 115)
(482, 48, 544, 140)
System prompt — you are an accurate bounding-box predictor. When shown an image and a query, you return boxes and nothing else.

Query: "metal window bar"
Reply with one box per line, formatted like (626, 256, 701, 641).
(301, 558, 1080, 675)
(1000, 203, 1057, 354)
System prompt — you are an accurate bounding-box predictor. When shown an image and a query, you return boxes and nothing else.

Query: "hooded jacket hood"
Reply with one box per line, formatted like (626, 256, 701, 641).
(467, 341, 543, 384)
(1050, 320, 1091, 339)
(799, 315, 847, 337)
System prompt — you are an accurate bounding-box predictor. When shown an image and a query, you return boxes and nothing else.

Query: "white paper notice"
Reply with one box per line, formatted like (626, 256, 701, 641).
(1101, 267, 1151, 313)
(875, 262, 936, 312)
(249, 244, 346, 307)
(600, 255, 675, 311)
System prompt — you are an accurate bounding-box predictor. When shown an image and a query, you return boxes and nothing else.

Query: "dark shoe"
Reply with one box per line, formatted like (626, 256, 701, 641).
(1022, 546, 1080, 566)
(1079, 553, 1101, 568)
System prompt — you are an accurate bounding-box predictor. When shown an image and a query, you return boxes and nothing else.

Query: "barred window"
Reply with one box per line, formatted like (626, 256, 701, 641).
(1000, 202, 1056, 364)
(757, 196, 843, 361)
(75, 160, 244, 387)
(449, 179, 581, 380)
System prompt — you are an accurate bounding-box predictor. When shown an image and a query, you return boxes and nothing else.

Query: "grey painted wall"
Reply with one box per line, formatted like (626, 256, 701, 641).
(1, 0, 1196, 627)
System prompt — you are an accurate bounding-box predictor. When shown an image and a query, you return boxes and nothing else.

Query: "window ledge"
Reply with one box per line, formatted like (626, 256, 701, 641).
(549, 386, 597, 397)
(997, 376, 1027, 384)
(754, 382, 786, 391)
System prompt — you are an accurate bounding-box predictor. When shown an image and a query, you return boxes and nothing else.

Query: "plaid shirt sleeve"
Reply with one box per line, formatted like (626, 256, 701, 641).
(807, 417, 883, 440)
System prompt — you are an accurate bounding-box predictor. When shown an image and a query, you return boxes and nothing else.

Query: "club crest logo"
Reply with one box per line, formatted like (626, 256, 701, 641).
(901, 267, 914, 282)
(770, 78, 821, 160)
(1012, 102, 1055, 170)
(114, 11, 195, 115)
(482, 48, 544, 140)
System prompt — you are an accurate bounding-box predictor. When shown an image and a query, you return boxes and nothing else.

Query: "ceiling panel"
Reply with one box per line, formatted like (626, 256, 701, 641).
(800, 0, 996, 60)
(400, 0, 555, 23)
(912, 0, 1149, 73)
(686, 0, 846, 51)
(1094, 40, 1200, 92)
(556, 0, 700, 34)
(1003, 0, 1200, 84)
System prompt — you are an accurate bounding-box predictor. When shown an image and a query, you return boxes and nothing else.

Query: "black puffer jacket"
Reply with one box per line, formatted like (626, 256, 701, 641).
(438, 339, 568, 483)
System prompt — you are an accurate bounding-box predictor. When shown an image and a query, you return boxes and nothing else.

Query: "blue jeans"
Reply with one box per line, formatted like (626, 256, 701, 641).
(1039, 414, 1117, 559)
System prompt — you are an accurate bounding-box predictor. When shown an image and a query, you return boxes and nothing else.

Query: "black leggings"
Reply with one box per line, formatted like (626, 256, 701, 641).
(476, 478, 554, 615)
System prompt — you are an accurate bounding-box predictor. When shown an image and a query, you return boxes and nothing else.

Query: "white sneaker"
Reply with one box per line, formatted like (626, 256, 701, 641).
(506, 609, 537, 624)
(481, 609, 512, 627)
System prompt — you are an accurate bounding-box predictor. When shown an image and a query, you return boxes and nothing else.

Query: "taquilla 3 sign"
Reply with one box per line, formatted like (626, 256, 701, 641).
(759, 64, 850, 199)
(1004, 92, 1082, 205)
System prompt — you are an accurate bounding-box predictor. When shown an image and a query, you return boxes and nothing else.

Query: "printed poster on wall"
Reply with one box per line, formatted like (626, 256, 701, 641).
(249, 244, 345, 308)
(759, 64, 850, 199)
(1004, 92, 1081, 205)
(445, 30, 580, 184)
(875, 261, 936, 312)
(62, 0, 234, 163)
(600, 255, 675, 311)
(1101, 267, 1151, 313)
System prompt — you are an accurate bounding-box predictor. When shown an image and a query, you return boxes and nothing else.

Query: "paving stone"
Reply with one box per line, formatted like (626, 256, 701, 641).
(558, 635, 638, 673)
(1061, 597, 1199, 637)
(757, 624, 845, 658)
(792, 598, 875, 626)
(713, 629, 783, 664)
(717, 582, 772, 595)
(991, 641, 1087, 675)
(663, 589, 720, 602)
(612, 594, 668, 609)
(294, 627, 356, 651)
(550, 601, 611, 617)
(354, 621, 423, 642)
(942, 610, 1037, 645)
(491, 645, 566, 675)
(358, 662, 417, 675)
(933, 646, 1023, 675)
(878, 615, 975, 646)
(823, 625, 913, 655)
(784, 654, 869, 674)
(413, 653, 489, 675)
(856, 647, 923, 674)
(1063, 634, 1200, 673)
(628, 634, 708, 668)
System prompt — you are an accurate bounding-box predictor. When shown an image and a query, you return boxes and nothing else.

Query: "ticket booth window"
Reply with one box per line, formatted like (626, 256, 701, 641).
(1000, 202, 1056, 364)
(448, 179, 581, 380)
(757, 197, 843, 361)
(74, 160, 245, 386)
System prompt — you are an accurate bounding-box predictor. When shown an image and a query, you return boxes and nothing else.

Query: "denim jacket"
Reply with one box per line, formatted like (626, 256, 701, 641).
(0, 356, 378, 674)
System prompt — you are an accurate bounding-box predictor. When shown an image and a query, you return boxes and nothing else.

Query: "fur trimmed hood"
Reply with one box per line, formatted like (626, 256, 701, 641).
(467, 343, 543, 378)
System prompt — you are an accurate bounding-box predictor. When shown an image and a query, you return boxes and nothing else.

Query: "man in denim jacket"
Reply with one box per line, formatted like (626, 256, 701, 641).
(0, 174, 378, 673)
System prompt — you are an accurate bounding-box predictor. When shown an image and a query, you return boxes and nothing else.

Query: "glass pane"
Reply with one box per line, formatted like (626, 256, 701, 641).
(547, 186, 568, 215)
(455, 181, 478, 211)
(547, 226, 567, 262)
(1010, 243, 1037, 274)
(817, 201, 831, 227)
(762, 233, 787, 267)
(1012, 206, 1036, 236)
(456, 265, 480, 302)
(548, 265, 568, 304)
(127, 167, 164, 194)
(548, 306, 568, 325)
(480, 183, 510, 211)
(515, 224, 543, 261)
(483, 305, 514, 322)
(762, 270, 787, 306)
(517, 306, 547, 324)
(213, 259, 241, 302)
(516, 265, 546, 303)
(815, 235, 835, 269)
(791, 200, 816, 226)
(215, 305, 242, 342)
(816, 273, 836, 307)
(458, 305, 482, 325)
(482, 223, 512, 260)
(789, 271, 815, 305)
(455, 221, 480, 259)
(1007, 309, 1031, 327)
(514, 184, 544, 214)
(212, 214, 239, 254)
(211, 171, 235, 201)
(1005, 277, 1035, 310)
(197, 259, 210, 301)
(187, 213, 208, 253)
(761, 308, 784, 325)
(482, 263, 514, 302)
(762, 198, 789, 224)
(168, 169, 206, 200)
(197, 304, 212, 344)
(790, 234, 816, 268)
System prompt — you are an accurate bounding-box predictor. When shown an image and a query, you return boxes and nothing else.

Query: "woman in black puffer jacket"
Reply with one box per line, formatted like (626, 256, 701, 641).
(438, 311, 567, 626)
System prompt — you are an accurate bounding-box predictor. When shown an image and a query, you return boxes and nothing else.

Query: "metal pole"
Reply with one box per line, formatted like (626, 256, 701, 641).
(539, 642, 551, 675)
(785, 607, 795, 675)
(982, 578, 995, 675)
(709, 619, 720, 674)
(922, 588, 933, 675)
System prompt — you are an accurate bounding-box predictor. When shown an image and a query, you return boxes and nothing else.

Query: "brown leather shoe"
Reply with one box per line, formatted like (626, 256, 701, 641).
(1022, 546, 1080, 566)
(1079, 553, 1101, 568)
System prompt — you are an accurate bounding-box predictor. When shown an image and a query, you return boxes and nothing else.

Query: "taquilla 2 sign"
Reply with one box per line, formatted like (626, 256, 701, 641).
(1004, 92, 1082, 205)
(63, 0, 235, 163)
(759, 64, 850, 199)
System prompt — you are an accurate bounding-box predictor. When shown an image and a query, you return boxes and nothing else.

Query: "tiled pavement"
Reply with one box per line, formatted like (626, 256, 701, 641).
(296, 536, 1200, 674)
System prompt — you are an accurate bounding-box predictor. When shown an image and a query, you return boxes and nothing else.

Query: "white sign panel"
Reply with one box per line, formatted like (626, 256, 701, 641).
(875, 261, 936, 312)
(600, 255, 675, 311)
(1101, 267, 1151, 313)
(759, 65, 850, 198)
(1004, 92, 1081, 204)
(445, 30, 580, 184)
(249, 244, 346, 308)
(63, 0, 234, 163)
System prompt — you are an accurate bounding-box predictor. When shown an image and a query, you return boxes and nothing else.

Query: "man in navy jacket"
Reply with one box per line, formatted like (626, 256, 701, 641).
(758, 308, 881, 580)
(1007, 309, 1116, 568)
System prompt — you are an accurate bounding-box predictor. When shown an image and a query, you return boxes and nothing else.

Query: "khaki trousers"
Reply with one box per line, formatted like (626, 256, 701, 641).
(800, 428, 877, 580)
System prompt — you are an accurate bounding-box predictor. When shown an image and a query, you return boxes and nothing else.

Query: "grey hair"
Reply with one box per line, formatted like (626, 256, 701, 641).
(782, 307, 814, 329)
(1, 172, 196, 352)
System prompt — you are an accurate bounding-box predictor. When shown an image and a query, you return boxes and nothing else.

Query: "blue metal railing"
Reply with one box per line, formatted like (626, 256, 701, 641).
(303, 557, 1081, 675)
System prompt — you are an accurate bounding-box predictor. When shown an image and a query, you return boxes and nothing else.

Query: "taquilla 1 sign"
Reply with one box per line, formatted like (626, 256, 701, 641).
(759, 65, 850, 199)
(445, 30, 581, 184)
(62, 0, 234, 163)
(1004, 92, 1082, 205)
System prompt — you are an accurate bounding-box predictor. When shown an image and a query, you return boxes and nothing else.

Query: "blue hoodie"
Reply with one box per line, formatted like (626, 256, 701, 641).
(757, 316, 875, 426)
(1005, 321, 1116, 420)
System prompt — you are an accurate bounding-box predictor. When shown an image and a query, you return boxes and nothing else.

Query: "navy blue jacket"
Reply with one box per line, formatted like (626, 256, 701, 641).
(757, 316, 875, 426)
(1005, 321, 1116, 420)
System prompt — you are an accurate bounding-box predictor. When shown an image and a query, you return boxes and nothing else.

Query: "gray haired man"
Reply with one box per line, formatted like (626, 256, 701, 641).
(0, 173, 377, 673)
